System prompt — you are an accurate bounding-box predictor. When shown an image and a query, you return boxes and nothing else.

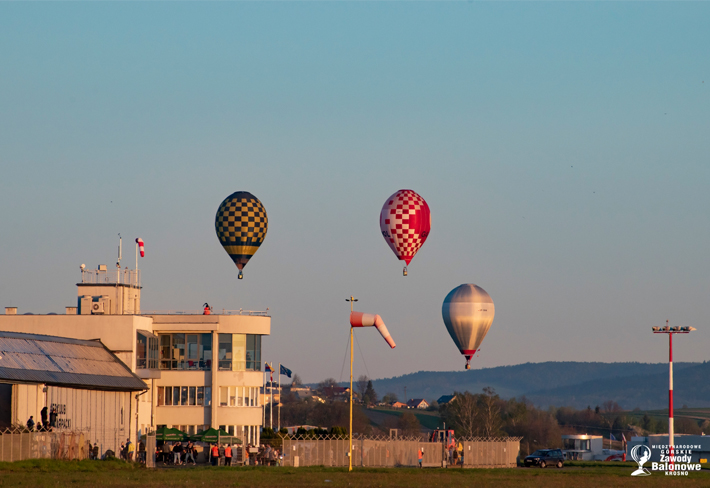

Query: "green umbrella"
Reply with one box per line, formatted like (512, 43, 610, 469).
(195, 427, 241, 444)
(154, 426, 186, 442)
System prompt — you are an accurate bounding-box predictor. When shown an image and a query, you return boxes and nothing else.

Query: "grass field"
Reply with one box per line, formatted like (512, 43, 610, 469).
(367, 407, 442, 430)
(1, 460, 709, 488)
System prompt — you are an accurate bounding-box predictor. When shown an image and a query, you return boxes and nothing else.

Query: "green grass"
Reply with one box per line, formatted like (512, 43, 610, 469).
(369, 407, 442, 430)
(0, 461, 709, 487)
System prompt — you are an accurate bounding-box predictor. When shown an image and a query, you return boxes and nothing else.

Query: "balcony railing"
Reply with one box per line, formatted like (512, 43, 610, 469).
(80, 268, 141, 287)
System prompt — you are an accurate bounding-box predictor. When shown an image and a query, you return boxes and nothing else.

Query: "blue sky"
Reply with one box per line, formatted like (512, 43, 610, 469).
(1, 2, 709, 382)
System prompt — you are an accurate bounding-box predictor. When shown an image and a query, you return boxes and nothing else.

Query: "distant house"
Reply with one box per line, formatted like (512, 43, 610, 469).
(390, 401, 408, 409)
(407, 398, 429, 409)
(437, 394, 456, 405)
(291, 386, 314, 400)
(321, 385, 350, 402)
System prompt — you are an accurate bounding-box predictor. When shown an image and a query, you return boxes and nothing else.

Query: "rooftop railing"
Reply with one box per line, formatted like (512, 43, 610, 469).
(80, 268, 141, 287)
(140, 309, 269, 316)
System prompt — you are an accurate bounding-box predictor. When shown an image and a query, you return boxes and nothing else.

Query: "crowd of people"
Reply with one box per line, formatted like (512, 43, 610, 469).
(157, 442, 281, 466)
(25, 407, 58, 432)
(82, 436, 282, 466)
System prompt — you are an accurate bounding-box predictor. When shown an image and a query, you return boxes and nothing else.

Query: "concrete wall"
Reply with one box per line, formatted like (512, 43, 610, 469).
(0, 315, 153, 354)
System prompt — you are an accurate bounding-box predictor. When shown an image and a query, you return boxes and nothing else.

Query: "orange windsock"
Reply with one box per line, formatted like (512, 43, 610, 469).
(349, 311, 396, 349)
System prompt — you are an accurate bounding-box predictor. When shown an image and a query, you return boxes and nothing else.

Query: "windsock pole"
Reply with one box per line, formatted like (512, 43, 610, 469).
(346, 304, 396, 472)
(346, 296, 358, 473)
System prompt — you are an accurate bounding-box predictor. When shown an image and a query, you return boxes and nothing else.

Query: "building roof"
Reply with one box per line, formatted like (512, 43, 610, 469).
(437, 394, 456, 404)
(407, 398, 428, 407)
(0, 331, 147, 391)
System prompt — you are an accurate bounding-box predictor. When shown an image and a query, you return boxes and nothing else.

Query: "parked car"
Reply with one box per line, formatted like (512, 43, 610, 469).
(524, 449, 564, 468)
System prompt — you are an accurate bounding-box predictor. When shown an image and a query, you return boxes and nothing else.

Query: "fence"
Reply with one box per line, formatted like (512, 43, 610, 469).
(0, 428, 90, 463)
(280, 434, 521, 468)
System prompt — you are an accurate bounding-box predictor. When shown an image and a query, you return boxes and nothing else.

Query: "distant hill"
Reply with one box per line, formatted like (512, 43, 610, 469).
(362, 362, 702, 409)
(525, 361, 710, 410)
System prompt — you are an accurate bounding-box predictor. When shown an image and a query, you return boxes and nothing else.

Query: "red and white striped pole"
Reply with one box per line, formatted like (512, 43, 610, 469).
(668, 322, 674, 467)
(652, 320, 696, 470)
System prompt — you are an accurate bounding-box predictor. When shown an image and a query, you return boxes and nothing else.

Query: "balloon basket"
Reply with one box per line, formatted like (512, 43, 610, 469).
(403, 267, 408, 276)
(238, 270, 244, 280)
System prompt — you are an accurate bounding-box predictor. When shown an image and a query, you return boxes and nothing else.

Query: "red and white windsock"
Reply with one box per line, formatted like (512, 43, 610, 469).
(349, 311, 396, 349)
(136, 238, 145, 257)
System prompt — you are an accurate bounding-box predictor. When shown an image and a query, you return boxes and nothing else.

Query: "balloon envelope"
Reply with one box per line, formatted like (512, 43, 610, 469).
(379, 189, 431, 266)
(215, 191, 268, 272)
(442, 284, 495, 369)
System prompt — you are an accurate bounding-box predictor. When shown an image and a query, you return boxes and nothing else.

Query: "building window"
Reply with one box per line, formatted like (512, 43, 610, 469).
(212, 334, 261, 371)
(189, 387, 196, 406)
(246, 335, 261, 371)
(197, 387, 204, 406)
(160, 335, 171, 369)
(233, 334, 246, 371)
(137, 333, 147, 369)
(173, 386, 180, 406)
(218, 334, 232, 370)
(187, 334, 199, 361)
(164, 387, 172, 406)
(157, 387, 164, 406)
(205, 387, 211, 407)
(181, 386, 188, 406)
(158, 333, 213, 370)
(172, 334, 186, 369)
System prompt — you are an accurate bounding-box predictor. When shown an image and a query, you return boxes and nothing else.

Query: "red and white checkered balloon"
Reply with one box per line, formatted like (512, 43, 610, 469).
(379, 189, 431, 267)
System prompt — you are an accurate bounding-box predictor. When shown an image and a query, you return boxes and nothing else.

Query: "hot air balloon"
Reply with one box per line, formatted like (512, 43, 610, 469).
(442, 284, 495, 370)
(380, 189, 431, 276)
(215, 191, 268, 279)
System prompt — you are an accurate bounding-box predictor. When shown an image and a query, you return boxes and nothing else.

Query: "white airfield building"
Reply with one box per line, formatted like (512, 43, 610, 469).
(0, 265, 270, 449)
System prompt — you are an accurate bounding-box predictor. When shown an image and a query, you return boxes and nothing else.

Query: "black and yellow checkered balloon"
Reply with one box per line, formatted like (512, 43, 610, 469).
(215, 191, 268, 271)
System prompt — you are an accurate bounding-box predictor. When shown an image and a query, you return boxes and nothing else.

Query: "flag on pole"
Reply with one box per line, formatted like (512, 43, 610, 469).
(265, 363, 273, 384)
(280, 365, 292, 378)
(610, 433, 617, 441)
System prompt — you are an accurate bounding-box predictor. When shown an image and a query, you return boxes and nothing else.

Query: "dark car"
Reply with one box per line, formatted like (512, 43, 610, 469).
(524, 449, 564, 468)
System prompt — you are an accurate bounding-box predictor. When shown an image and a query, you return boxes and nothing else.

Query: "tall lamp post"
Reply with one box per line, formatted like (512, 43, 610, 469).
(652, 320, 696, 462)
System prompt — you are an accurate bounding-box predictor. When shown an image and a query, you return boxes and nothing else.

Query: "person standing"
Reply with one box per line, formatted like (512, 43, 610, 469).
(163, 442, 172, 465)
(173, 442, 183, 465)
(224, 444, 232, 466)
(26, 416, 35, 431)
(210, 444, 220, 466)
(138, 439, 146, 463)
(49, 407, 58, 429)
(185, 441, 196, 465)
(40, 407, 48, 431)
(418, 448, 423, 468)
(127, 439, 135, 462)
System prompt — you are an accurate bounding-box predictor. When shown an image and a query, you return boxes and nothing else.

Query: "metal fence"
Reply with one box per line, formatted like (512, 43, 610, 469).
(0, 428, 90, 462)
(141, 309, 269, 316)
(280, 434, 521, 468)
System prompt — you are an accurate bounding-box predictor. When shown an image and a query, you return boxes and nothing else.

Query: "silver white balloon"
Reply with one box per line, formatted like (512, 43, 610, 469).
(442, 284, 495, 370)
